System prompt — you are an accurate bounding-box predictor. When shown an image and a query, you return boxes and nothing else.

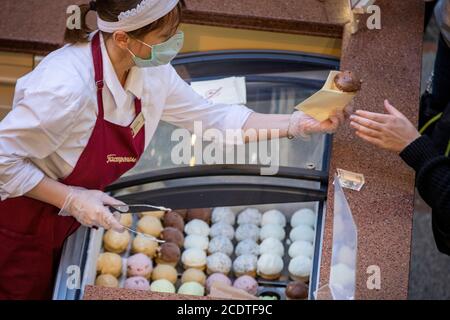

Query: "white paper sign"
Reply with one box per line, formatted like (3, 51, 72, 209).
(190, 77, 247, 105)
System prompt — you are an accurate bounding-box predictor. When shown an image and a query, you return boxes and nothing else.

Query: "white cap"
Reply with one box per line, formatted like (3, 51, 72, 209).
(97, 0, 179, 33)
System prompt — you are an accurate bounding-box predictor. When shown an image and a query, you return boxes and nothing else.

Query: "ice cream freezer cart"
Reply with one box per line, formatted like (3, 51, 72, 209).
(53, 49, 339, 300)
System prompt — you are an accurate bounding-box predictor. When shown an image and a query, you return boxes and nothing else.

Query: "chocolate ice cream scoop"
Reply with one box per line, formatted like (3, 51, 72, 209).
(186, 208, 212, 223)
(161, 227, 184, 248)
(173, 209, 188, 220)
(156, 242, 181, 265)
(163, 211, 185, 232)
(333, 71, 362, 92)
(285, 281, 308, 300)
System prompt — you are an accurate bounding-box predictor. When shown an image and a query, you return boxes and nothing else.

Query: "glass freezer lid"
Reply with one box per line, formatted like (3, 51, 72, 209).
(126, 51, 338, 178)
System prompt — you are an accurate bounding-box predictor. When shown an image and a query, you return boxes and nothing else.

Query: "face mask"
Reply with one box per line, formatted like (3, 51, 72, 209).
(128, 31, 184, 68)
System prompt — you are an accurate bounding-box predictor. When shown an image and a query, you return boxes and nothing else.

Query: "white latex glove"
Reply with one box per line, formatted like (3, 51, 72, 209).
(59, 187, 125, 232)
(288, 110, 345, 139)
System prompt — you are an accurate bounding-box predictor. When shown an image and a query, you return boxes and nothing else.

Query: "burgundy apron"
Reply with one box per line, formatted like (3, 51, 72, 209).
(0, 32, 146, 300)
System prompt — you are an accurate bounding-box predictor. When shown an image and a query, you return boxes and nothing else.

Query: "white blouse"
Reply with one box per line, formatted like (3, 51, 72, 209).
(0, 34, 253, 200)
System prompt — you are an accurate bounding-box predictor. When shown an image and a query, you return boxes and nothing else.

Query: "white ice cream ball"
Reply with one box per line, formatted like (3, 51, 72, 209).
(257, 254, 284, 275)
(184, 234, 209, 251)
(208, 236, 234, 256)
(261, 210, 286, 227)
(330, 263, 355, 289)
(288, 255, 312, 280)
(235, 223, 260, 242)
(336, 245, 356, 267)
(289, 224, 315, 243)
(259, 237, 284, 257)
(291, 208, 316, 228)
(288, 240, 314, 259)
(184, 219, 210, 237)
(235, 239, 259, 257)
(333, 215, 346, 236)
(210, 222, 235, 240)
(237, 208, 262, 226)
(260, 224, 286, 241)
(211, 207, 236, 225)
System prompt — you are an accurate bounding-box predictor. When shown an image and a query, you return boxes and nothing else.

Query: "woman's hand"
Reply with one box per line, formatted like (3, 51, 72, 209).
(60, 187, 125, 232)
(27, 177, 125, 231)
(241, 106, 350, 142)
(350, 99, 421, 153)
(288, 108, 347, 138)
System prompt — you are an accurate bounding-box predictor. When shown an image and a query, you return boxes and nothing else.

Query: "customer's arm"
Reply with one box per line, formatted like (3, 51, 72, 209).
(399, 135, 450, 254)
(400, 135, 450, 214)
(350, 99, 450, 254)
(349, 99, 449, 212)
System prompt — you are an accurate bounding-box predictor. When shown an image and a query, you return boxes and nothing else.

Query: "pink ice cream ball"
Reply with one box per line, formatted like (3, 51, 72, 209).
(123, 276, 150, 290)
(127, 253, 153, 278)
(233, 275, 258, 295)
(206, 273, 232, 293)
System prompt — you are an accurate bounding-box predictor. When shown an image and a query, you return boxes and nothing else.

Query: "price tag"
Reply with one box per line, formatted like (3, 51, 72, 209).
(337, 168, 365, 191)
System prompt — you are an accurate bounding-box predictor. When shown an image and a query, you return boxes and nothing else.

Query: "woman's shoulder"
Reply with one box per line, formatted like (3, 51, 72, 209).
(18, 43, 94, 99)
(12, 43, 96, 120)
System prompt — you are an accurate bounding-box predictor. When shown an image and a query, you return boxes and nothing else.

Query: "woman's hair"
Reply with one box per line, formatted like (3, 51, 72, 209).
(64, 0, 182, 43)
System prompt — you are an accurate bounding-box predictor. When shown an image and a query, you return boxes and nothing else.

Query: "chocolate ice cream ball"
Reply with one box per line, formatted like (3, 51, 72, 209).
(285, 281, 309, 300)
(173, 209, 188, 220)
(333, 71, 362, 92)
(186, 208, 212, 223)
(161, 227, 184, 248)
(156, 242, 181, 266)
(163, 211, 185, 232)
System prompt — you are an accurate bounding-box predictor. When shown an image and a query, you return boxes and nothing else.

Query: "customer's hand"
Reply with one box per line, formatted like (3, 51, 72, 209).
(59, 187, 125, 232)
(350, 99, 421, 153)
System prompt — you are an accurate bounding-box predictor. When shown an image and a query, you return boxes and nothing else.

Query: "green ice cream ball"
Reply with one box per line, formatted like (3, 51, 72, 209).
(178, 281, 205, 296)
(150, 279, 176, 293)
(259, 295, 278, 300)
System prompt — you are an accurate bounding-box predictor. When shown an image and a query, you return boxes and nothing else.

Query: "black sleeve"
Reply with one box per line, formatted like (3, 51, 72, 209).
(431, 101, 450, 152)
(400, 135, 450, 254)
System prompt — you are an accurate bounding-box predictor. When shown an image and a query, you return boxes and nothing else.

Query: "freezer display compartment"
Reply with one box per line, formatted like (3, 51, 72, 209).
(77, 201, 324, 300)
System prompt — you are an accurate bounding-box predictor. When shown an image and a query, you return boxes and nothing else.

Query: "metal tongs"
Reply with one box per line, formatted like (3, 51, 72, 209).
(108, 204, 172, 243)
